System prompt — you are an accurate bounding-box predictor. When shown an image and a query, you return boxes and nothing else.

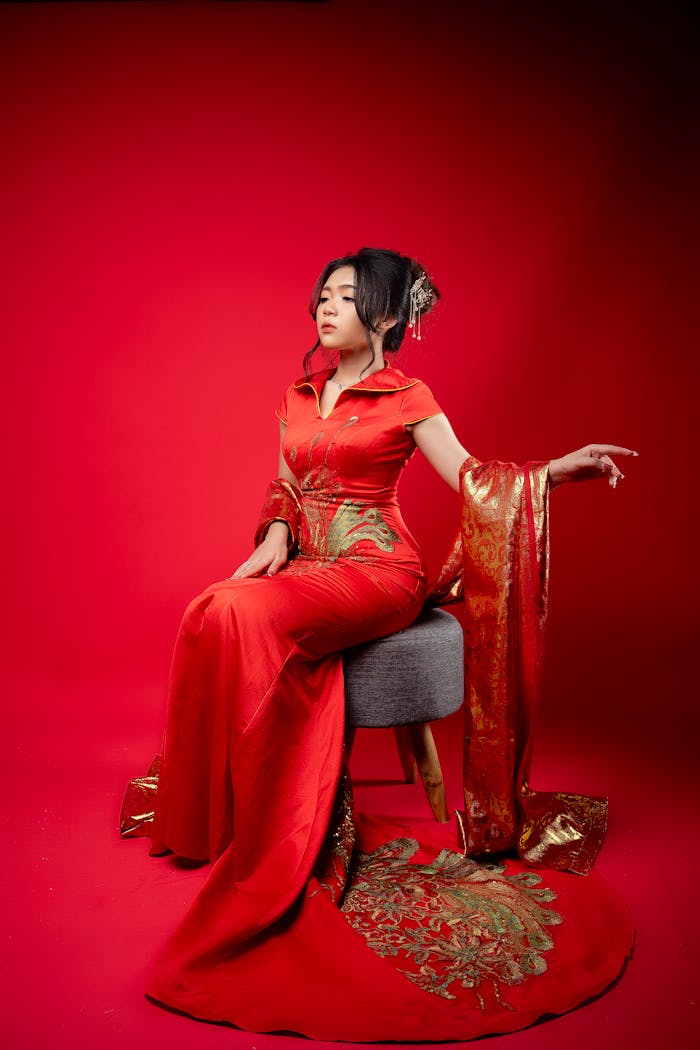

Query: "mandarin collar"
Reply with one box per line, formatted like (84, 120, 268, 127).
(292, 364, 418, 398)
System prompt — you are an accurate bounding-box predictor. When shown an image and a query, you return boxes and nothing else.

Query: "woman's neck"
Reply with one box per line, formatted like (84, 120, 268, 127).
(333, 346, 386, 385)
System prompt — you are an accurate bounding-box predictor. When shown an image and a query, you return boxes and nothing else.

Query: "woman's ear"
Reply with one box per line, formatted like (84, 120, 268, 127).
(380, 317, 397, 331)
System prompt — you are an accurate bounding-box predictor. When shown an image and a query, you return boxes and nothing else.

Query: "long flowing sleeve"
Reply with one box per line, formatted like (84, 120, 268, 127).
(428, 456, 607, 875)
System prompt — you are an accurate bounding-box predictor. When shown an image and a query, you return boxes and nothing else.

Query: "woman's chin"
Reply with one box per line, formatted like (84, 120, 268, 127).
(320, 337, 367, 355)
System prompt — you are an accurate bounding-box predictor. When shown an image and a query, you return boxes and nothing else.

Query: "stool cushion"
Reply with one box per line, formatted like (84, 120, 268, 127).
(342, 607, 464, 728)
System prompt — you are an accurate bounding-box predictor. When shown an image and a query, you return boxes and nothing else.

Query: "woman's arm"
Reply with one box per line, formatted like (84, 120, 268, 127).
(408, 414, 471, 492)
(230, 424, 298, 579)
(276, 421, 298, 487)
(410, 415, 638, 491)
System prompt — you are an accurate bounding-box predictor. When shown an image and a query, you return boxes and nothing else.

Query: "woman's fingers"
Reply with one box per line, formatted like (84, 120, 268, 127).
(583, 444, 638, 459)
(581, 446, 639, 487)
(266, 552, 288, 577)
(579, 454, 620, 482)
(551, 445, 638, 489)
(230, 562, 255, 580)
(230, 553, 269, 579)
(598, 455, 622, 488)
(229, 542, 288, 579)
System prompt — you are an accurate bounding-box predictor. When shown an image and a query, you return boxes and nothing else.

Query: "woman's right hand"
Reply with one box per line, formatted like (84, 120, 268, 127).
(229, 521, 290, 579)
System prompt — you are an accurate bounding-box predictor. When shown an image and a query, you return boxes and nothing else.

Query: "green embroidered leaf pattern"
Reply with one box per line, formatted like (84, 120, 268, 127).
(341, 838, 562, 1008)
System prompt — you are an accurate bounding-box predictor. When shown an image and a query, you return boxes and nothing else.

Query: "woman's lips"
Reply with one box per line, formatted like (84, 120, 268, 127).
(321, 324, 336, 332)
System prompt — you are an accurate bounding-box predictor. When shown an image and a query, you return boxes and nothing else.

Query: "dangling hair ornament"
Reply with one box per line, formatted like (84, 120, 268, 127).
(408, 272, 432, 340)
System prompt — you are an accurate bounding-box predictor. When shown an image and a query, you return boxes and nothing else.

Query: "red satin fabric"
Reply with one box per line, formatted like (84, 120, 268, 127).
(150, 366, 440, 859)
(146, 366, 633, 1037)
(148, 367, 437, 996)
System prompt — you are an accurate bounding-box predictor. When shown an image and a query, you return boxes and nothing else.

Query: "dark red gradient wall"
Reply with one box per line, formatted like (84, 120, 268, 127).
(1, 3, 697, 742)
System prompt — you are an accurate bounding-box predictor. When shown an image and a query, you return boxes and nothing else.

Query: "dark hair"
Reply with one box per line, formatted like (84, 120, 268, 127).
(303, 247, 439, 376)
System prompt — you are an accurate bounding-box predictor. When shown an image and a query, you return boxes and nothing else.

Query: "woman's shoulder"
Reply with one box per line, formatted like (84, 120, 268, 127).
(384, 365, 429, 388)
(384, 365, 441, 400)
(391, 367, 443, 424)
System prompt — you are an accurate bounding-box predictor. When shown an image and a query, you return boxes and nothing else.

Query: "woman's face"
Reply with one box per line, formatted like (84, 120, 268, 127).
(316, 266, 368, 352)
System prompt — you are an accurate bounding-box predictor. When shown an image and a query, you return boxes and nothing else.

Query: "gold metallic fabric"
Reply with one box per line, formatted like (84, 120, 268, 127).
(341, 837, 561, 1006)
(119, 754, 161, 838)
(253, 477, 303, 550)
(429, 457, 607, 876)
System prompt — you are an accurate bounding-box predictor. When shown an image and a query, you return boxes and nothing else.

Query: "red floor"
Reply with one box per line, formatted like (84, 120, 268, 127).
(4, 673, 698, 1050)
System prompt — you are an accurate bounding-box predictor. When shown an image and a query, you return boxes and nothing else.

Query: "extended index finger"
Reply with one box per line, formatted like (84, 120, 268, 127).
(590, 445, 638, 458)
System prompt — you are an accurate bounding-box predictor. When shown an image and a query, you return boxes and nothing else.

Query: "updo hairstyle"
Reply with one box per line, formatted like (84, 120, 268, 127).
(304, 247, 439, 376)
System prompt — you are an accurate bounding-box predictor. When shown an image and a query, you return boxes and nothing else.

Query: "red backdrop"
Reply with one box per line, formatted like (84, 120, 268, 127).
(1, 1, 697, 753)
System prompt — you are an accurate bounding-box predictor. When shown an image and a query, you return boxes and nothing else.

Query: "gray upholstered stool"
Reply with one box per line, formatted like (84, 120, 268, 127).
(342, 607, 464, 822)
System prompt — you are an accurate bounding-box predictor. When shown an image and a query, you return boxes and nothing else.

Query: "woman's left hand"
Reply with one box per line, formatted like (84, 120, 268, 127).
(548, 444, 638, 489)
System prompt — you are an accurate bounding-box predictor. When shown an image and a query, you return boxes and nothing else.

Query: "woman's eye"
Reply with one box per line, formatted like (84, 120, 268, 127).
(342, 296, 355, 302)
(318, 296, 329, 303)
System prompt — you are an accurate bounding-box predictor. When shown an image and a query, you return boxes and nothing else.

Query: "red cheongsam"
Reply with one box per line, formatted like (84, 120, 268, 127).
(146, 365, 634, 1041)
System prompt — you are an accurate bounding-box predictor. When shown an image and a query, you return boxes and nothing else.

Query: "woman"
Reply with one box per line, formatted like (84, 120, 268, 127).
(146, 248, 635, 1039)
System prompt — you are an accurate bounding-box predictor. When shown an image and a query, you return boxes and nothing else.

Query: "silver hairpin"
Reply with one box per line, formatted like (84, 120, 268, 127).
(408, 272, 432, 340)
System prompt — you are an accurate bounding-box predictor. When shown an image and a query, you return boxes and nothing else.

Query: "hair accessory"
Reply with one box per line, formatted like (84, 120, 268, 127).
(408, 272, 432, 340)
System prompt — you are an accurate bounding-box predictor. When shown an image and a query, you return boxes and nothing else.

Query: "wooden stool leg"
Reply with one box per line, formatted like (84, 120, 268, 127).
(407, 723, 449, 823)
(393, 726, 419, 783)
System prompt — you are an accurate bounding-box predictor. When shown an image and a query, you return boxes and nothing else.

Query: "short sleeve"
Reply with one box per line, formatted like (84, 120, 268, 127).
(399, 380, 443, 426)
(275, 385, 292, 424)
